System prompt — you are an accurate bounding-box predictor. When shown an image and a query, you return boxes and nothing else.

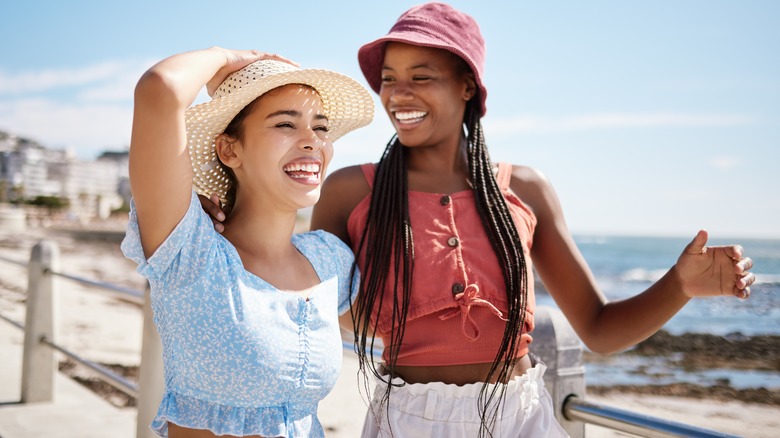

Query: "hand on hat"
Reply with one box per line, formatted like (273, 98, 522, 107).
(205, 47, 299, 97)
(674, 229, 755, 299)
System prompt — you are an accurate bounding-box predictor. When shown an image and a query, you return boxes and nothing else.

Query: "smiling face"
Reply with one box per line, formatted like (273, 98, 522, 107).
(217, 84, 334, 212)
(379, 42, 476, 149)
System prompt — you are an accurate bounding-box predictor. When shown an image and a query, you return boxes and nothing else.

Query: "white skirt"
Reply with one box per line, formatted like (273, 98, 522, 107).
(361, 363, 569, 437)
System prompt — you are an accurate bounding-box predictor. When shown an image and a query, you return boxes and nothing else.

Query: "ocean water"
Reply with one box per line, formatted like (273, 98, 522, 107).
(534, 235, 780, 389)
(536, 235, 780, 336)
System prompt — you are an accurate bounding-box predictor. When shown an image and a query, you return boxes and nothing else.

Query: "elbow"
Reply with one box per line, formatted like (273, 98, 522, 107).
(135, 68, 166, 96)
(134, 68, 179, 108)
(584, 343, 620, 356)
(580, 336, 631, 356)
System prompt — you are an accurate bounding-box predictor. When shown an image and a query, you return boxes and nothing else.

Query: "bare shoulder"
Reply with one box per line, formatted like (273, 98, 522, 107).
(508, 164, 553, 197)
(324, 165, 370, 190)
(311, 164, 373, 244)
(507, 164, 562, 220)
(320, 164, 371, 207)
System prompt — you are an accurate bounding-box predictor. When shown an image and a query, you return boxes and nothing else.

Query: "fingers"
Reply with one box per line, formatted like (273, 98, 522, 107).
(206, 49, 298, 96)
(684, 229, 709, 255)
(734, 254, 754, 299)
(729, 251, 754, 298)
(260, 52, 299, 67)
(735, 283, 752, 299)
(736, 272, 756, 290)
(724, 244, 745, 261)
(245, 50, 298, 67)
(198, 193, 225, 220)
(209, 194, 225, 221)
(736, 256, 753, 274)
(210, 218, 225, 234)
(733, 270, 756, 299)
(208, 194, 226, 234)
(197, 193, 226, 233)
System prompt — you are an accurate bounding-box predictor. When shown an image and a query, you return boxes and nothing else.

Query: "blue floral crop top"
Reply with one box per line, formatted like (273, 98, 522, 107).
(121, 191, 358, 437)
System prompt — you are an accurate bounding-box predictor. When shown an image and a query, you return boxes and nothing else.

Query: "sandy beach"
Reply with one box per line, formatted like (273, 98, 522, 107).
(0, 222, 778, 437)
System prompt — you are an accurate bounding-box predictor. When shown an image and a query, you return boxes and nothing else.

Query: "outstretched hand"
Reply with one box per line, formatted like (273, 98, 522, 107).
(675, 230, 755, 299)
(199, 193, 227, 233)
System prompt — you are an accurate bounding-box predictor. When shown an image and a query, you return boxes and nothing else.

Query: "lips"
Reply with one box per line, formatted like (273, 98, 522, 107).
(394, 110, 427, 124)
(283, 161, 322, 185)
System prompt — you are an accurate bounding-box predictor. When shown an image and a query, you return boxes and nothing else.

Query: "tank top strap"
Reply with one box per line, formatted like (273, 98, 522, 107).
(494, 162, 512, 190)
(359, 163, 377, 189)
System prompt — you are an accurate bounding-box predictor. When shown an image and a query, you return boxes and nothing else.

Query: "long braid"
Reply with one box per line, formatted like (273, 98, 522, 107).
(352, 104, 529, 438)
(466, 105, 530, 437)
(352, 135, 413, 424)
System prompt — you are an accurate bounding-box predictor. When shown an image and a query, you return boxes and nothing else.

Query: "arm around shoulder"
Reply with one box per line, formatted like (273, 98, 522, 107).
(310, 165, 371, 246)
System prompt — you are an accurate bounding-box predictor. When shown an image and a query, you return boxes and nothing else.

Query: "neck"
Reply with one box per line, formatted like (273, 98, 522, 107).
(405, 136, 471, 193)
(221, 200, 298, 260)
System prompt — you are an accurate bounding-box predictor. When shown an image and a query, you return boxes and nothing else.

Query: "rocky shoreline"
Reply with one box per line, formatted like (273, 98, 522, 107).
(584, 330, 780, 405)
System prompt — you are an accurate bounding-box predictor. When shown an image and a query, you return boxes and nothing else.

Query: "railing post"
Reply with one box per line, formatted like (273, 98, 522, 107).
(532, 305, 586, 438)
(136, 282, 163, 438)
(21, 240, 60, 403)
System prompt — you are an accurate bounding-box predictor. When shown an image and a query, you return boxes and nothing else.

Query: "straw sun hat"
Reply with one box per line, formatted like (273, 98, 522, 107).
(186, 59, 374, 201)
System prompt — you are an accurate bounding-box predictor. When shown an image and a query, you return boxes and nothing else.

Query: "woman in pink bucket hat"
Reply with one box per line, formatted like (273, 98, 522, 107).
(309, 2, 756, 437)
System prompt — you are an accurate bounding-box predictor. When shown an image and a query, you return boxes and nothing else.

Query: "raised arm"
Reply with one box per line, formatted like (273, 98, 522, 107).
(129, 47, 281, 257)
(511, 165, 754, 354)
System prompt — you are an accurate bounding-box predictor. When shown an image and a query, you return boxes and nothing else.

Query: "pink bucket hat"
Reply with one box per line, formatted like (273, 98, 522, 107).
(357, 2, 487, 116)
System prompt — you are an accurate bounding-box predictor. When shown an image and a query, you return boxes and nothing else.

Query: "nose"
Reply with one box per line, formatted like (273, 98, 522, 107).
(389, 82, 413, 103)
(301, 127, 325, 152)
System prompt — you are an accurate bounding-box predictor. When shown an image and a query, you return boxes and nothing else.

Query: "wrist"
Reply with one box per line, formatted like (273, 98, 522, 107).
(668, 264, 692, 299)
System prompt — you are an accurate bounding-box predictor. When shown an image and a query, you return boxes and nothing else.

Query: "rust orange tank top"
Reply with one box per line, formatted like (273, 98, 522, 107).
(346, 162, 538, 366)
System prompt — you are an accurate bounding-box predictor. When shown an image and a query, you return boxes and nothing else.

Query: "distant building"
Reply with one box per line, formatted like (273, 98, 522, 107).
(97, 150, 131, 208)
(0, 131, 126, 220)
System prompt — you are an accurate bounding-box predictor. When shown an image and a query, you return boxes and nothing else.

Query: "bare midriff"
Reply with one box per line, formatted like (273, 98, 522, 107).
(389, 353, 533, 386)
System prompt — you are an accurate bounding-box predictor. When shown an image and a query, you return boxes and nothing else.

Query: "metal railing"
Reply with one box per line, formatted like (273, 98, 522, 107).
(0, 243, 142, 399)
(0, 240, 163, 437)
(563, 396, 738, 437)
(0, 239, 742, 438)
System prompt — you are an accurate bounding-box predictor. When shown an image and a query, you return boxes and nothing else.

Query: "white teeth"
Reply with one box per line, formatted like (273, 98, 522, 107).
(283, 163, 320, 173)
(395, 111, 427, 121)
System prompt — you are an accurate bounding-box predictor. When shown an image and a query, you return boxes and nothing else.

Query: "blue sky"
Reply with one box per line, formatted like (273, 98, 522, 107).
(1, 1, 778, 238)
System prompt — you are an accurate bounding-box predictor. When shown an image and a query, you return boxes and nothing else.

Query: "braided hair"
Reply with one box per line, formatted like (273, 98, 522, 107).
(351, 78, 530, 436)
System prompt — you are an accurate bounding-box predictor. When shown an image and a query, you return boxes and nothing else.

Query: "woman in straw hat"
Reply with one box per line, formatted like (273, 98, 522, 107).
(121, 47, 373, 437)
(308, 3, 755, 437)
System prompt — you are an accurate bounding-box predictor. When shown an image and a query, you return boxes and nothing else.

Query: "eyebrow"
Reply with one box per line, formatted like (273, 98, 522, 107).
(382, 63, 433, 72)
(266, 110, 328, 122)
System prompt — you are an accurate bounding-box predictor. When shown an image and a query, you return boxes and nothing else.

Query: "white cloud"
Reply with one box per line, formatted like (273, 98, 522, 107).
(707, 155, 741, 170)
(77, 59, 158, 102)
(0, 98, 132, 158)
(0, 58, 155, 158)
(0, 62, 124, 94)
(485, 113, 756, 135)
(0, 59, 157, 102)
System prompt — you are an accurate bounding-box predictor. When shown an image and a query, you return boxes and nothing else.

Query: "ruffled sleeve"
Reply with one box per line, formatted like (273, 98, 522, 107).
(121, 191, 215, 285)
